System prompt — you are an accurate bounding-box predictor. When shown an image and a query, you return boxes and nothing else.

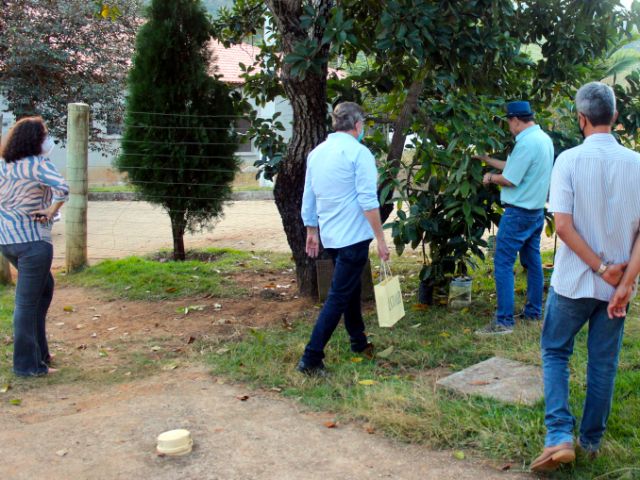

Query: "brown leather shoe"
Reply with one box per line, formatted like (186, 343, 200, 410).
(530, 442, 575, 472)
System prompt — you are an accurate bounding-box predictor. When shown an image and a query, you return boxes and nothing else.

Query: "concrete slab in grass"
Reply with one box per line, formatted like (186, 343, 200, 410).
(436, 356, 543, 406)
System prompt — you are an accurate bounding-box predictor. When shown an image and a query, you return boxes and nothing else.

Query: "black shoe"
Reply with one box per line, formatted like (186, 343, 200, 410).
(296, 359, 327, 377)
(353, 342, 375, 360)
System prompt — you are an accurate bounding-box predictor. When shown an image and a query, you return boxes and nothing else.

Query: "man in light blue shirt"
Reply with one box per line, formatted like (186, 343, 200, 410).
(297, 102, 390, 376)
(474, 101, 554, 335)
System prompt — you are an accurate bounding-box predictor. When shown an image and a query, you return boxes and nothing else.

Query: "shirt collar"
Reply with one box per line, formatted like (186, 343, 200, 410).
(583, 133, 617, 145)
(515, 124, 541, 142)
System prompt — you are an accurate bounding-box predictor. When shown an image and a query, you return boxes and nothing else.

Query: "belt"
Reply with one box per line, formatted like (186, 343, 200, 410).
(502, 203, 543, 213)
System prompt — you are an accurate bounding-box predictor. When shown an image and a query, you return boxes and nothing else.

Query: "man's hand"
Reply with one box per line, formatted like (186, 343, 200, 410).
(305, 228, 320, 258)
(482, 172, 493, 185)
(473, 154, 488, 162)
(377, 238, 390, 262)
(601, 262, 627, 287)
(607, 283, 633, 319)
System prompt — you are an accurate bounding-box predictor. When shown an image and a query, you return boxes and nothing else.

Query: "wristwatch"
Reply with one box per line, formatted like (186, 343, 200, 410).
(595, 263, 608, 276)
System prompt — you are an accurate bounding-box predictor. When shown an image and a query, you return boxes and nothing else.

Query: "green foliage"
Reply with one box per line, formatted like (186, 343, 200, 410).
(0, 0, 142, 148)
(118, 0, 240, 260)
(214, 0, 639, 294)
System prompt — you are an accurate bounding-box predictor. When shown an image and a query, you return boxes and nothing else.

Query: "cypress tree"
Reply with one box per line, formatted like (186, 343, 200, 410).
(118, 0, 239, 260)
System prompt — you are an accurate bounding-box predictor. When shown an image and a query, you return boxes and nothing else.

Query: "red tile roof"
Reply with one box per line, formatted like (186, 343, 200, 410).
(209, 40, 261, 85)
(208, 40, 344, 85)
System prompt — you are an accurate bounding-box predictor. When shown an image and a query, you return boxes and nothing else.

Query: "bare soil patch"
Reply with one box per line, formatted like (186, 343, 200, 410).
(0, 262, 530, 479)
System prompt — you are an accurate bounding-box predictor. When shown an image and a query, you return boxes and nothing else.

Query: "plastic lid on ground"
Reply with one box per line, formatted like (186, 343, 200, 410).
(156, 429, 193, 456)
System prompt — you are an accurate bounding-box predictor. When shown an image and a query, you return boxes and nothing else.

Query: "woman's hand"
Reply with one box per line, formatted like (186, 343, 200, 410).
(30, 206, 55, 224)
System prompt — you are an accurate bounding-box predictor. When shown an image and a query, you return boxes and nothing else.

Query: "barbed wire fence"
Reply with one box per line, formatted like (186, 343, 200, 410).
(60, 104, 286, 268)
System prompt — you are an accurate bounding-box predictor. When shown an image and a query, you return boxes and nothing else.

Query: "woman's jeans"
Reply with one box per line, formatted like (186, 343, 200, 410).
(302, 240, 371, 366)
(0, 241, 54, 376)
(541, 288, 625, 451)
(494, 206, 544, 326)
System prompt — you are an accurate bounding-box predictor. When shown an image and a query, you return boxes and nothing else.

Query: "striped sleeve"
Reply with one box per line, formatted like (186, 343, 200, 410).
(36, 157, 69, 202)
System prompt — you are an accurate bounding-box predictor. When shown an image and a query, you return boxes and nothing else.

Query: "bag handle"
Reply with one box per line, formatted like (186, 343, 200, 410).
(380, 260, 393, 280)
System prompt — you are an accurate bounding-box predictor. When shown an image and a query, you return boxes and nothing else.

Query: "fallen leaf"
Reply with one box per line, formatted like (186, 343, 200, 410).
(186, 336, 196, 344)
(162, 363, 178, 371)
(351, 357, 363, 363)
(56, 449, 68, 457)
(358, 379, 377, 386)
(364, 425, 375, 434)
(165, 287, 177, 293)
(500, 463, 513, 471)
(63, 305, 74, 312)
(469, 380, 491, 386)
(123, 285, 132, 291)
(270, 387, 282, 393)
(9, 398, 21, 406)
(107, 327, 118, 331)
(77, 344, 87, 350)
(453, 451, 465, 460)
(0, 384, 10, 393)
(324, 421, 337, 428)
(439, 331, 451, 338)
(55, 322, 65, 327)
(75, 324, 84, 329)
(151, 346, 161, 352)
(410, 323, 422, 329)
(98, 350, 108, 358)
(376, 346, 394, 359)
(411, 303, 429, 311)
(236, 395, 249, 401)
(91, 333, 97, 338)
(215, 347, 230, 355)
(463, 328, 471, 334)
(213, 303, 222, 310)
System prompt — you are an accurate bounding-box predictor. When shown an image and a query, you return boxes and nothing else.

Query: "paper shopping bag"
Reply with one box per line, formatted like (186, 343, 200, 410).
(374, 263, 405, 328)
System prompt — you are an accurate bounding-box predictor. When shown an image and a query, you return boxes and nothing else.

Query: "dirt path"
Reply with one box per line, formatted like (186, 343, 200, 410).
(0, 367, 530, 480)
(50, 200, 558, 267)
(1, 277, 533, 480)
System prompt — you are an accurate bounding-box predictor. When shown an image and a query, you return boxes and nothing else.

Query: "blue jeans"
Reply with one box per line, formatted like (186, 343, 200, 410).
(541, 288, 625, 450)
(494, 206, 544, 327)
(0, 241, 54, 376)
(302, 240, 371, 366)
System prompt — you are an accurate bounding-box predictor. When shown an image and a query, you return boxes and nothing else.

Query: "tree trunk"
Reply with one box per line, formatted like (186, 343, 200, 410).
(378, 69, 428, 223)
(267, 0, 333, 297)
(169, 212, 186, 261)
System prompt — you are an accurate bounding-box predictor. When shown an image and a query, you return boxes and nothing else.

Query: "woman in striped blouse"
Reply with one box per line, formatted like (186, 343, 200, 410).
(0, 117, 69, 376)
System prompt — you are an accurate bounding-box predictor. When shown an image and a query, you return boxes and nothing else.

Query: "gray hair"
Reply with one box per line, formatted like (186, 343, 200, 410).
(575, 82, 616, 126)
(331, 102, 365, 132)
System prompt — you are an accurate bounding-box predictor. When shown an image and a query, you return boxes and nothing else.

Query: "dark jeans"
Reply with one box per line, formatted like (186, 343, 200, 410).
(1, 241, 54, 376)
(301, 240, 371, 366)
(494, 206, 544, 326)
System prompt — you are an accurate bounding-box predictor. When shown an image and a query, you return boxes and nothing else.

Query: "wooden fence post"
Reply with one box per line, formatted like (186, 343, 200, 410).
(0, 113, 12, 285)
(65, 103, 89, 272)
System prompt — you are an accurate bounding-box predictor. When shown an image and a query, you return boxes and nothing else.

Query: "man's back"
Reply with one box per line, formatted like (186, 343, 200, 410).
(549, 133, 640, 300)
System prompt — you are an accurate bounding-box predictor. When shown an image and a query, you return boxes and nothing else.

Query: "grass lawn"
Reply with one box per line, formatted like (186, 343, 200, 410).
(206, 251, 640, 479)
(1, 247, 638, 477)
(60, 247, 292, 300)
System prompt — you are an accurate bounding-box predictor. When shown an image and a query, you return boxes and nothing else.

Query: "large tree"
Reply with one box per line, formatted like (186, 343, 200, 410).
(215, 0, 637, 296)
(0, 0, 142, 147)
(118, 0, 240, 260)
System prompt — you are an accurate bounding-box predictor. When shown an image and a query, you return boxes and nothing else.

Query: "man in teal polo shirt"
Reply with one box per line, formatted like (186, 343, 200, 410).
(474, 101, 554, 335)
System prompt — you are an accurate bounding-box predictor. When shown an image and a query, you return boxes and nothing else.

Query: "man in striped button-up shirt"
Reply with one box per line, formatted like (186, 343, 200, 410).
(531, 82, 640, 472)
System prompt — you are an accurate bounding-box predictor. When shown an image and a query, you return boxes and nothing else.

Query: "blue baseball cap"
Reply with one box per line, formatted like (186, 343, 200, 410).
(505, 101, 534, 118)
